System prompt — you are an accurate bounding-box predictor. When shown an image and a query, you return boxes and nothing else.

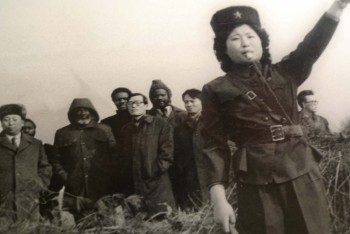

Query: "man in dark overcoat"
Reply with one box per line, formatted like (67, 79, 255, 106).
(119, 93, 175, 216)
(51, 98, 116, 221)
(0, 104, 52, 223)
(101, 87, 133, 195)
(173, 89, 209, 210)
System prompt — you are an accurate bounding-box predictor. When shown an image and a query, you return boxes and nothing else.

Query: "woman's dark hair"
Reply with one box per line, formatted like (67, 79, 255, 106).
(213, 24, 272, 72)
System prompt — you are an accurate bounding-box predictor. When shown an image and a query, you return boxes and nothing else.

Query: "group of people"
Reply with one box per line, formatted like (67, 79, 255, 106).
(0, 80, 210, 223)
(0, 1, 349, 233)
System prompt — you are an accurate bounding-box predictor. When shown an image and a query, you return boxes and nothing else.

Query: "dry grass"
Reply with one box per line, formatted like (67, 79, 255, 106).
(2, 133, 350, 233)
(316, 133, 350, 234)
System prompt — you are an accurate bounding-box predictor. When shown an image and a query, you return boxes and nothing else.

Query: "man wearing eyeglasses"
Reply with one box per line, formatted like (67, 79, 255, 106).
(297, 90, 331, 138)
(118, 93, 175, 216)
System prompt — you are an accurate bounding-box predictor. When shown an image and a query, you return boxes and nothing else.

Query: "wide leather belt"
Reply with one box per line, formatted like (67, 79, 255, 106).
(269, 125, 304, 142)
(242, 125, 304, 144)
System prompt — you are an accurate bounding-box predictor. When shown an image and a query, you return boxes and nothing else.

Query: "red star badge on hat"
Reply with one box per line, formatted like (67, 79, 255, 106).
(233, 11, 242, 19)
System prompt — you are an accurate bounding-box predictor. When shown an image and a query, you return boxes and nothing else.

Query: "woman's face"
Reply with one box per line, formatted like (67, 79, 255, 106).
(225, 24, 263, 64)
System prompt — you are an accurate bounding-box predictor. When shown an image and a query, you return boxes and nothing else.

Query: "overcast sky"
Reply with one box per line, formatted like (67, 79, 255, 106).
(1, 0, 350, 143)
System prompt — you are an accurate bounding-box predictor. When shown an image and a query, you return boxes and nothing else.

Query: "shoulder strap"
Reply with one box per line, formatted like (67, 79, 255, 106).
(252, 63, 294, 125)
(227, 74, 283, 122)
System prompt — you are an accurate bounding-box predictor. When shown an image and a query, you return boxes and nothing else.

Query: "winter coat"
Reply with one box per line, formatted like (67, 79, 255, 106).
(101, 110, 132, 194)
(101, 110, 131, 141)
(148, 105, 187, 129)
(119, 115, 175, 214)
(0, 133, 52, 222)
(173, 117, 209, 210)
(51, 98, 116, 209)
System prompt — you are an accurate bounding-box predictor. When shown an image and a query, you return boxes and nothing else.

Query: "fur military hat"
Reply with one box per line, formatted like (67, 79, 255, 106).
(210, 6, 261, 35)
(0, 104, 26, 120)
(149, 80, 172, 99)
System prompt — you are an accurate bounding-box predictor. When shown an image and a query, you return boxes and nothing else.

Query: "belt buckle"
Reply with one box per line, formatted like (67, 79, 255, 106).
(246, 91, 257, 100)
(270, 125, 285, 142)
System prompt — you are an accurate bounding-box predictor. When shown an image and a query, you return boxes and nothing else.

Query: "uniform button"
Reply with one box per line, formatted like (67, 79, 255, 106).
(16, 172, 21, 176)
(85, 175, 89, 178)
(281, 118, 287, 124)
(83, 158, 87, 161)
(263, 116, 269, 121)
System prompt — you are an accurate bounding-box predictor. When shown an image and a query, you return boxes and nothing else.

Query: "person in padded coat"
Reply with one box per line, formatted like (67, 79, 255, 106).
(51, 98, 116, 221)
(201, 2, 350, 234)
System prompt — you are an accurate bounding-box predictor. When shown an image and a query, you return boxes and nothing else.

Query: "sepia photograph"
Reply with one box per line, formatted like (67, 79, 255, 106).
(0, 0, 349, 233)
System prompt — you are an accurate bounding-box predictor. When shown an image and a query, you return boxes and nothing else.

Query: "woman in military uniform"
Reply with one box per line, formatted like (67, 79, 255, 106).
(201, 1, 349, 233)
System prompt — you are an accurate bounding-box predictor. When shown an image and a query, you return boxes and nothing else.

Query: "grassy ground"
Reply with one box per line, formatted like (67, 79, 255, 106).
(1, 133, 350, 234)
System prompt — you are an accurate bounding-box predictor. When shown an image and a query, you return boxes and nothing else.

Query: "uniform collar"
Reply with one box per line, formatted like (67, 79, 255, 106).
(228, 62, 267, 80)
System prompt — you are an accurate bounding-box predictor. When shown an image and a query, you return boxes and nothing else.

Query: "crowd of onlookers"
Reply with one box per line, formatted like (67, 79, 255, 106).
(0, 78, 332, 224)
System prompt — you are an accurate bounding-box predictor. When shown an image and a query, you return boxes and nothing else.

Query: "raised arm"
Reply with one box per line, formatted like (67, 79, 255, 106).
(327, 0, 350, 19)
(277, 0, 349, 86)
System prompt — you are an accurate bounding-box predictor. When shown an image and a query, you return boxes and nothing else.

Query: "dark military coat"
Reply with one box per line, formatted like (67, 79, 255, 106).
(0, 133, 52, 221)
(201, 14, 339, 186)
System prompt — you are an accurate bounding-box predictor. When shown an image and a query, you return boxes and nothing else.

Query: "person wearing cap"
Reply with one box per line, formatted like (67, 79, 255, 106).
(100, 87, 133, 195)
(0, 104, 52, 223)
(297, 90, 331, 138)
(201, 1, 350, 234)
(148, 79, 187, 129)
(51, 98, 116, 221)
(118, 93, 175, 216)
(148, 79, 187, 206)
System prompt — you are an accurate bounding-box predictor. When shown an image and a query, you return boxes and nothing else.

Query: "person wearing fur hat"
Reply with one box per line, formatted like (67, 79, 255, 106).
(148, 79, 187, 129)
(201, 1, 350, 234)
(51, 98, 116, 221)
(0, 104, 52, 223)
